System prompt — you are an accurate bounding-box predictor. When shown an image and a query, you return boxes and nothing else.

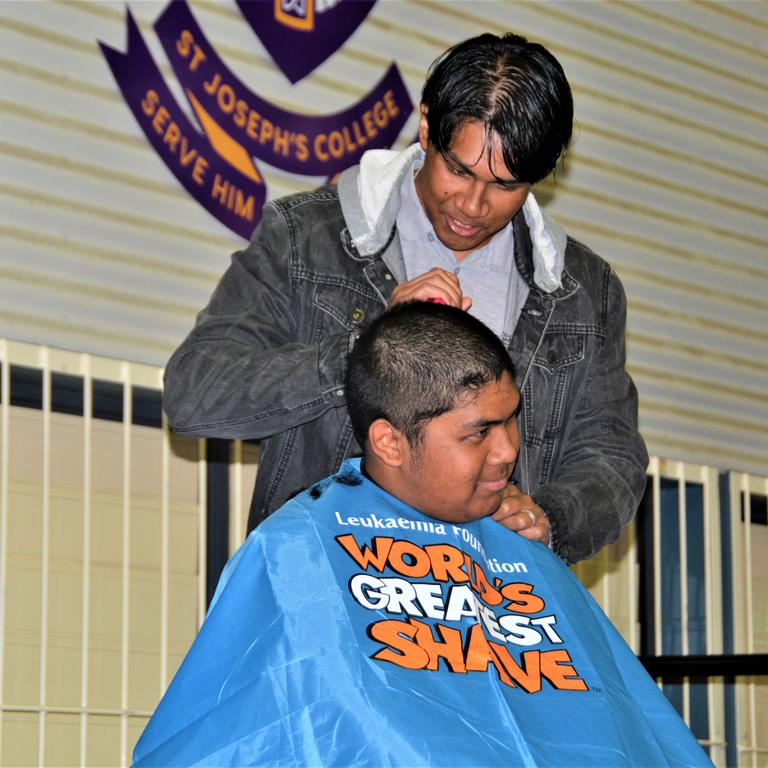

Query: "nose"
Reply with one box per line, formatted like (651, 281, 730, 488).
(488, 420, 519, 466)
(458, 179, 488, 218)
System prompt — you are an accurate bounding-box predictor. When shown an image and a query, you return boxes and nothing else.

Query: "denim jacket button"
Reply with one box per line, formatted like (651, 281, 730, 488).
(351, 308, 365, 324)
(547, 349, 558, 366)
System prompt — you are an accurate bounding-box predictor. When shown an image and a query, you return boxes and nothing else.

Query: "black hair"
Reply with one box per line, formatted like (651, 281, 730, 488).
(421, 32, 573, 184)
(346, 302, 515, 447)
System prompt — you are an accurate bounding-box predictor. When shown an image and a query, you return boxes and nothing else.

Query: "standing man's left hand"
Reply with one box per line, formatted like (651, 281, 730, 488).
(492, 485, 551, 545)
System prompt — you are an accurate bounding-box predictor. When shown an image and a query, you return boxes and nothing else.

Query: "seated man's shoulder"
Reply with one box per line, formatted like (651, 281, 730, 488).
(257, 496, 316, 535)
(259, 470, 363, 534)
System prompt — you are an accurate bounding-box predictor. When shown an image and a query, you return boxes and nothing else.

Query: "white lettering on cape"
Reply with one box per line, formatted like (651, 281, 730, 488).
(335, 510, 446, 535)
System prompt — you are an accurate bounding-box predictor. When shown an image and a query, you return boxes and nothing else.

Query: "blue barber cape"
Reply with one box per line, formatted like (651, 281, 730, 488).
(133, 459, 710, 767)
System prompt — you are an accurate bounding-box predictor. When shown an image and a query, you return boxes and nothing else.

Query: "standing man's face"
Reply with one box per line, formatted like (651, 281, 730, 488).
(394, 371, 520, 524)
(415, 109, 531, 261)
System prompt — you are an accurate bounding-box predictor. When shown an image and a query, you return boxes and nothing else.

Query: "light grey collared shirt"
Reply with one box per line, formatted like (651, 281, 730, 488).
(395, 166, 529, 344)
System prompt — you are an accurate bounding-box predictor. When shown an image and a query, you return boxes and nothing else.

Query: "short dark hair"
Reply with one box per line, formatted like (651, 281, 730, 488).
(421, 32, 573, 184)
(346, 302, 515, 447)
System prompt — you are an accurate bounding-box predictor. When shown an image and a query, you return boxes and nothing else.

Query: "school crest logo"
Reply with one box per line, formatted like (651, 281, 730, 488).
(236, 0, 377, 83)
(100, 0, 411, 240)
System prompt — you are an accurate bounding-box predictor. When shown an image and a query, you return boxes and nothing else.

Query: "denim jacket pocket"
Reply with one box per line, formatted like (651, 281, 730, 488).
(533, 333, 586, 373)
(524, 332, 587, 485)
(312, 282, 381, 335)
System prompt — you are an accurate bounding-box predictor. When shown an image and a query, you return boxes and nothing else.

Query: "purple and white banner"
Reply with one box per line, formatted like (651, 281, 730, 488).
(100, 10, 265, 241)
(100, 0, 413, 239)
(155, 0, 411, 177)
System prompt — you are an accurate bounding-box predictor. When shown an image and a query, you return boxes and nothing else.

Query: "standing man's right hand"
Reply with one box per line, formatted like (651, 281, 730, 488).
(388, 267, 473, 311)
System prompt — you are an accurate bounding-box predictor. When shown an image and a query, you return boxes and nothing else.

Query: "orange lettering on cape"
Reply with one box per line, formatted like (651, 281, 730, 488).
(336, 535, 394, 572)
(368, 619, 427, 670)
(539, 649, 589, 691)
(368, 618, 588, 694)
(411, 619, 467, 673)
(424, 543, 468, 583)
(501, 582, 546, 614)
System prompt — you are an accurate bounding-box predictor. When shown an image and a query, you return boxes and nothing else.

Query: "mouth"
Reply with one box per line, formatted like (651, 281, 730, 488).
(446, 214, 481, 238)
(478, 477, 509, 492)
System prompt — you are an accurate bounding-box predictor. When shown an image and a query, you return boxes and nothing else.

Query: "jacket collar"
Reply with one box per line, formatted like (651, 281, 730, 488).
(337, 144, 421, 256)
(512, 213, 578, 300)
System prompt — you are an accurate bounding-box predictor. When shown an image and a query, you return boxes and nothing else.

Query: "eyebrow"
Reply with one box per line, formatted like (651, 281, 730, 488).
(461, 407, 520, 431)
(462, 418, 502, 430)
(442, 149, 520, 187)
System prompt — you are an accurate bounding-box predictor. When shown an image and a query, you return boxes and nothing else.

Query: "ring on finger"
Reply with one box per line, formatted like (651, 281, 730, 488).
(522, 508, 536, 526)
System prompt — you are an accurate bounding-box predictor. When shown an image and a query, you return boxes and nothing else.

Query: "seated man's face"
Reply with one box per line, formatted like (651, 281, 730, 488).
(396, 371, 520, 523)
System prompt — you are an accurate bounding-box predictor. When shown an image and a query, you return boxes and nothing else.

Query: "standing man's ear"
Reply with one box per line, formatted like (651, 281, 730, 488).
(418, 104, 429, 151)
(368, 419, 407, 467)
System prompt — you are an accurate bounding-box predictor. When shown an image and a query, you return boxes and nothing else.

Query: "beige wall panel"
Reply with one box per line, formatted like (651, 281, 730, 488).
(567, 129, 765, 215)
(3, 561, 43, 705)
(0, 713, 38, 767)
(547, 188, 762, 273)
(44, 713, 82, 767)
(579, 233, 767, 314)
(86, 715, 123, 768)
(572, 524, 637, 647)
(228, 440, 260, 547)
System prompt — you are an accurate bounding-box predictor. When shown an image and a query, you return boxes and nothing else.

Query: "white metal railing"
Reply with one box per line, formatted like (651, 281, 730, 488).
(0, 338, 765, 766)
(648, 457, 725, 762)
(730, 471, 768, 768)
(0, 339, 208, 767)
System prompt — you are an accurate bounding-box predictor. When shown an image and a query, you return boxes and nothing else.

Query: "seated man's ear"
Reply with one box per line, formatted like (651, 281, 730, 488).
(368, 419, 406, 467)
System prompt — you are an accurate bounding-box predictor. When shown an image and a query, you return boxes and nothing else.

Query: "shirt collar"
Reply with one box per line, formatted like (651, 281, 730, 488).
(396, 162, 432, 245)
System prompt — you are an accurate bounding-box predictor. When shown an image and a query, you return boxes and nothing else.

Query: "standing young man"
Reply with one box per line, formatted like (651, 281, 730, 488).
(162, 33, 648, 564)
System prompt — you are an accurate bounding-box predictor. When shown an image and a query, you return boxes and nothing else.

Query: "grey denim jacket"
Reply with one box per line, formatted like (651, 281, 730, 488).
(163, 151, 648, 564)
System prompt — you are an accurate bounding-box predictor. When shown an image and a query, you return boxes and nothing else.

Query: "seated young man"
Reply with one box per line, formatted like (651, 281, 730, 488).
(133, 303, 708, 768)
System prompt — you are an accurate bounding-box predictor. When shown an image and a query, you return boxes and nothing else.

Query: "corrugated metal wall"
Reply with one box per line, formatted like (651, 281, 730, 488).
(1, 0, 767, 475)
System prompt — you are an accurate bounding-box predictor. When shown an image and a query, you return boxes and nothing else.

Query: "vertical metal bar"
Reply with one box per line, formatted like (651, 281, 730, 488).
(160, 410, 170, 694)
(702, 466, 713, 651)
(599, 545, 610, 617)
(119, 364, 132, 768)
(79, 354, 93, 767)
(38, 348, 52, 767)
(198, 438, 207, 627)
(741, 474, 756, 768)
(703, 467, 725, 766)
(651, 457, 662, 659)
(740, 475, 754, 653)
(718, 472, 736, 768)
(206, 440, 230, 606)
(728, 473, 746, 767)
(676, 461, 690, 725)
(0, 342, 10, 758)
(233, 440, 243, 551)
(751, 476, 767, 768)
(728, 473, 745, 652)
(627, 518, 639, 653)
